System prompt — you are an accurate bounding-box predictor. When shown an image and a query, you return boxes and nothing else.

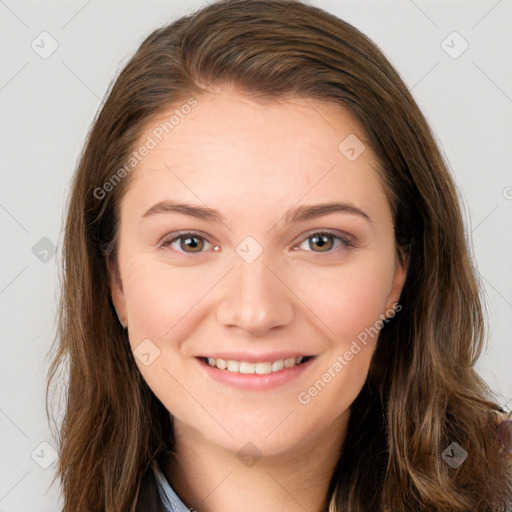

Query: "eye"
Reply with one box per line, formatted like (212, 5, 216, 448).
(160, 231, 214, 255)
(159, 229, 354, 257)
(293, 230, 354, 254)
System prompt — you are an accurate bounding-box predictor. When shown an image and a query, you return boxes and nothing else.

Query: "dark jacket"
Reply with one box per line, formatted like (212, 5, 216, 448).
(135, 462, 167, 512)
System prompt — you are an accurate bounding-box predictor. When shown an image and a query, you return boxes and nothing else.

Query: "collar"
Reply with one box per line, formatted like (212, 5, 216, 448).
(151, 459, 192, 512)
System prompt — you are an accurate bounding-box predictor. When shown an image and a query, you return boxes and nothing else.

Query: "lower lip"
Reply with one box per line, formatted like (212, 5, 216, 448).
(196, 357, 316, 391)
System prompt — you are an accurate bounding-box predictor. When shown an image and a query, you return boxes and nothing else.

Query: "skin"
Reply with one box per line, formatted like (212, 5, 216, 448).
(109, 84, 408, 512)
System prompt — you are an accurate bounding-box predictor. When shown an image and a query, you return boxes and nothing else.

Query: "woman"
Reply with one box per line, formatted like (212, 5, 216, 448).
(47, 0, 512, 510)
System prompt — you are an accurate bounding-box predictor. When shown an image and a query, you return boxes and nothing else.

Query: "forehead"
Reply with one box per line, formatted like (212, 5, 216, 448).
(121, 88, 388, 225)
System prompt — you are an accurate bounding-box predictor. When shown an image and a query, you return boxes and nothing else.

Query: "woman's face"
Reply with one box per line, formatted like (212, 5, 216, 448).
(109, 86, 407, 456)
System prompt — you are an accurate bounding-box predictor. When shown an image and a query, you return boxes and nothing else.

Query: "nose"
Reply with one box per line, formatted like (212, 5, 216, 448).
(215, 253, 295, 336)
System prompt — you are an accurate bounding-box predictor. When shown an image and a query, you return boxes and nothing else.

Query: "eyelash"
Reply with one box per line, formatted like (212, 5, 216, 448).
(159, 229, 355, 257)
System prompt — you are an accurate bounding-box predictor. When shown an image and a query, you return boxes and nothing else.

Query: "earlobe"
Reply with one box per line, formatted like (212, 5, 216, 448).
(385, 250, 409, 314)
(106, 256, 128, 329)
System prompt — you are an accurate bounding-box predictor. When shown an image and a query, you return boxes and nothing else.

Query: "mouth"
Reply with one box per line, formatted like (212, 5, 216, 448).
(196, 355, 315, 375)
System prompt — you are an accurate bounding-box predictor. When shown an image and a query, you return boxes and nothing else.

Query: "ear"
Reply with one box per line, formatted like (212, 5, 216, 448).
(384, 247, 409, 314)
(106, 256, 127, 328)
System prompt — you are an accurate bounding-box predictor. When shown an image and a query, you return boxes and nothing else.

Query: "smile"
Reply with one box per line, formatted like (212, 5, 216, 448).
(201, 355, 313, 375)
(196, 354, 316, 391)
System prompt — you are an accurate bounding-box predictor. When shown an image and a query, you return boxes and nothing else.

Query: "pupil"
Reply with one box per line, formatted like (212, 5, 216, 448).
(183, 236, 202, 252)
(312, 234, 331, 252)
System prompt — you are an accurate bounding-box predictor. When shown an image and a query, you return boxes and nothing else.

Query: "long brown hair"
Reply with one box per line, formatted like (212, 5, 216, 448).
(47, 1, 512, 510)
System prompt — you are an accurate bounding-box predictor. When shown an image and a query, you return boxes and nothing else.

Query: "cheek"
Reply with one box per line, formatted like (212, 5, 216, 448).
(121, 257, 209, 339)
(293, 257, 392, 414)
(120, 260, 212, 410)
(292, 254, 394, 345)
(122, 249, 394, 351)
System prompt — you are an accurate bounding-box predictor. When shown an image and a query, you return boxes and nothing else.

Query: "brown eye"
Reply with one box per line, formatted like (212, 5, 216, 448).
(160, 231, 212, 255)
(177, 234, 204, 252)
(308, 233, 334, 252)
(295, 231, 353, 254)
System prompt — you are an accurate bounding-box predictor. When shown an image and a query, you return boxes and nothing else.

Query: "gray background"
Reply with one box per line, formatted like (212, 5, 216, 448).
(0, 1, 511, 510)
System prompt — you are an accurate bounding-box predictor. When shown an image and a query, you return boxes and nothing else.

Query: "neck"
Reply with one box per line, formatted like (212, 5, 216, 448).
(161, 411, 350, 512)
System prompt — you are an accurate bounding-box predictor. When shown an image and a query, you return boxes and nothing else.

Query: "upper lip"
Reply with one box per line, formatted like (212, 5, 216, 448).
(196, 351, 315, 363)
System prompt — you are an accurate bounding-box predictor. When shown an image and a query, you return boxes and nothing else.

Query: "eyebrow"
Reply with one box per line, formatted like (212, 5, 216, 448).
(141, 199, 372, 224)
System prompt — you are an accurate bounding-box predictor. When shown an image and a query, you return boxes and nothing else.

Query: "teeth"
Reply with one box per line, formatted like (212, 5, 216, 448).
(239, 362, 255, 374)
(227, 360, 239, 372)
(271, 359, 284, 372)
(255, 362, 272, 374)
(205, 355, 306, 374)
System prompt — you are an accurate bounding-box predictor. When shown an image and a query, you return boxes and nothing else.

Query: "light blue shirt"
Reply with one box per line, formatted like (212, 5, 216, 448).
(153, 461, 192, 512)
